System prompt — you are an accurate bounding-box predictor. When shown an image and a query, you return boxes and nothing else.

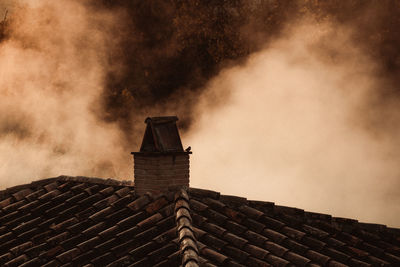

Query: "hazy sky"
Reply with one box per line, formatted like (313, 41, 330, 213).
(187, 20, 400, 227)
(0, 0, 399, 227)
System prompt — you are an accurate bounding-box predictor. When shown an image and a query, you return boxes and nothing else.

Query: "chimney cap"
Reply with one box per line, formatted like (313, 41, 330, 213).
(144, 116, 178, 124)
(133, 116, 191, 154)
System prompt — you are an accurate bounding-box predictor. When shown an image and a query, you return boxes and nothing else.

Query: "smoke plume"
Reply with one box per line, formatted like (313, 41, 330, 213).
(0, 1, 400, 226)
(186, 18, 400, 227)
(0, 0, 132, 185)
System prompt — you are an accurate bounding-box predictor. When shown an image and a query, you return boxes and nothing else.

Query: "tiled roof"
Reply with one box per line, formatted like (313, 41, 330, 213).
(188, 189, 400, 267)
(0, 176, 399, 266)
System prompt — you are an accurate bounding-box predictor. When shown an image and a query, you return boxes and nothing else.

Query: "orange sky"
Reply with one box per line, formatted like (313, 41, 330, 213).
(0, 1, 399, 228)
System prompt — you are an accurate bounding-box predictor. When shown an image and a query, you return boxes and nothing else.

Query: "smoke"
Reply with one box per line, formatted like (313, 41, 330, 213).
(0, 0, 132, 186)
(186, 18, 400, 227)
(0, 1, 400, 227)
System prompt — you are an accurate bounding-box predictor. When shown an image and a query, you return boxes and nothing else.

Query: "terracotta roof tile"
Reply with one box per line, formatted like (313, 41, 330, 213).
(5, 200, 29, 214)
(76, 236, 102, 252)
(176, 206, 192, 222)
(135, 225, 160, 240)
(106, 255, 131, 267)
(265, 253, 290, 266)
(156, 215, 176, 232)
(224, 232, 248, 248)
(264, 241, 289, 257)
(323, 247, 351, 263)
(127, 195, 151, 211)
(223, 244, 250, 262)
(94, 238, 120, 253)
(244, 230, 269, 247)
(12, 217, 41, 234)
(239, 205, 264, 219)
(146, 197, 169, 214)
(90, 251, 114, 265)
(0, 197, 13, 209)
(202, 222, 226, 237)
(201, 247, 228, 264)
(305, 249, 331, 265)
(4, 253, 28, 266)
(43, 181, 59, 192)
(190, 199, 209, 212)
(24, 243, 48, 258)
(368, 255, 391, 266)
(57, 204, 80, 217)
(46, 232, 70, 245)
(302, 235, 326, 249)
(115, 226, 139, 241)
(219, 194, 247, 205)
(203, 208, 228, 224)
(202, 197, 226, 211)
(244, 218, 267, 233)
(283, 251, 310, 266)
(326, 237, 346, 248)
(383, 252, 400, 263)
(0, 176, 399, 266)
(202, 233, 229, 249)
(327, 259, 348, 267)
(281, 226, 306, 241)
(19, 257, 41, 267)
(188, 188, 220, 199)
(9, 241, 33, 257)
(17, 228, 39, 241)
(38, 189, 61, 201)
(348, 258, 371, 266)
(225, 220, 248, 234)
(56, 248, 80, 263)
(112, 194, 135, 208)
(24, 189, 45, 201)
(31, 230, 52, 244)
(42, 259, 60, 267)
(111, 239, 138, 257)
(59, 234, 86, 250)
(244, 244, 269, 259)
(1, 211, 21, 225)
(263, 229, 288, 243)
(12, 188, 33, 201)
(148, 242, 178, 264)
(245, 256, 272, 267)
(179, 227, 196, 242)
(82, 221, 107, 236)
(0, 252, 13, 264)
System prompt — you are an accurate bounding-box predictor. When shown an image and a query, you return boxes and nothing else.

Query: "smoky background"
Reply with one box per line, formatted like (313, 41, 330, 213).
(0, 0, 399, 226)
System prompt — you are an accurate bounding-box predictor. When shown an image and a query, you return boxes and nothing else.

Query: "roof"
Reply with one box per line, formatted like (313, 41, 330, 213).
(0, 176, 399, 266)
(138, 116, 184, 153)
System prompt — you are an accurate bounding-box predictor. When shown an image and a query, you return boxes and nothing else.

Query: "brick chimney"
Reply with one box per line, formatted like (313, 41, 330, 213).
(131, 116, 191, 195)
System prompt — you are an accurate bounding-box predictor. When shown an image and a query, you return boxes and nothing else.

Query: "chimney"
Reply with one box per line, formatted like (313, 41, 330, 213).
(131, 116, 191, 195)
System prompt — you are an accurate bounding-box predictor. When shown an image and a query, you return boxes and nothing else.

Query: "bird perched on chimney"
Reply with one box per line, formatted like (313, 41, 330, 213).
(185, 146, 191, 152)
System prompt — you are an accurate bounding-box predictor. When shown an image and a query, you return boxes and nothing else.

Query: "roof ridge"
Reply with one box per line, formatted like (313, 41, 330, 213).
(174, 188, 200, 267)
(58, 175, 134, 187)
(188, 187, 400, 232)
(0, 175, 134, 199)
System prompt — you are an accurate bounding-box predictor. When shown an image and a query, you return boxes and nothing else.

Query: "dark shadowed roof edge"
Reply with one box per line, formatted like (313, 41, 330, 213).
(1, 176, 399, 233)
(188, 187, 400, 234)
(0, 175, 133, 199)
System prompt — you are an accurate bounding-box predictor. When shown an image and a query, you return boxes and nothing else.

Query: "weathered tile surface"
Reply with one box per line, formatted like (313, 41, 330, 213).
(0, 176, 182, 266)
(0, 176, 399, 266)
(188, 188, 400, 266)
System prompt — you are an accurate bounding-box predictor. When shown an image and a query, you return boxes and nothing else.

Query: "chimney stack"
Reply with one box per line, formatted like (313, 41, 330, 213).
(131, 116, 191, 195)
